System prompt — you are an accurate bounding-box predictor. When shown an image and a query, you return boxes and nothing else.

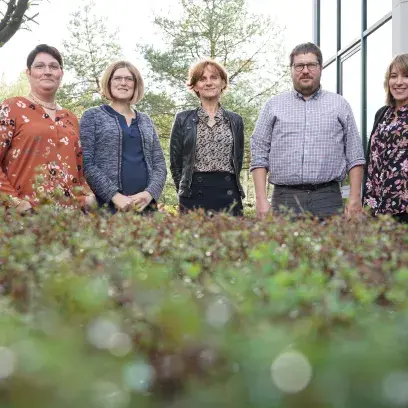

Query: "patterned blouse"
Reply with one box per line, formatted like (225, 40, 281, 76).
(194, 106, 234, 173)
(0, 97, 91, 209)
(364, 105, 408, 215)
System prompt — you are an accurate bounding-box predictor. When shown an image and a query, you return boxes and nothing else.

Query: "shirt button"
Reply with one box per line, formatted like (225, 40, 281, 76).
(227, 190, 233, 196)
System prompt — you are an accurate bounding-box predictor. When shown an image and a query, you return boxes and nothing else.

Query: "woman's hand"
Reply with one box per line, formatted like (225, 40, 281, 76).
(84, 194, 96, 207)
(15, 200, 33, 214)
(112, 192, 134, 212)
(129, 191, 153, 212)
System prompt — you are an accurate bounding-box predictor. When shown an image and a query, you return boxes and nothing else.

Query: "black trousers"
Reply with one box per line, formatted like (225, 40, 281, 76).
(272, 181, 343, 218)
(179, 172, 243, 216)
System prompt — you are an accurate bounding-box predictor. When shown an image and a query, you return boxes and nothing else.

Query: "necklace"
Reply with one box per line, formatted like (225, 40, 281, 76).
(28, 93, 58, 111)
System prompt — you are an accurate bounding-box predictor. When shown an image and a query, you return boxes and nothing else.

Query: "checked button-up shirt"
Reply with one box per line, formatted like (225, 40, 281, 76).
(250, 88, 365, 185)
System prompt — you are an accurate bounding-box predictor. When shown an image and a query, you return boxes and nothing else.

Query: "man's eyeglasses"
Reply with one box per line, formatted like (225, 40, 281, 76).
(292, 62, 320, 72)
(111, 76, 135, 84)
(32, 63, 61, 71)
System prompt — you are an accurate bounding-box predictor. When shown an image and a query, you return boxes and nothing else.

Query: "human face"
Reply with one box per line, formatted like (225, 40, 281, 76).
(26, 52, 63, 96)
(389, 66, 408, 109)
(291, 53, 321, 97)
(110, 67, 135, 102)
(193, 66, 225, 102)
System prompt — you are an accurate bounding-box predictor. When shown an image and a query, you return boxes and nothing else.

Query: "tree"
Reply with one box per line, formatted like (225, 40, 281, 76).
(0, 0, 43, 47)
(58, 1, 122, 116)
(0, 71, 29, 100)
(139, 0, 290, 202)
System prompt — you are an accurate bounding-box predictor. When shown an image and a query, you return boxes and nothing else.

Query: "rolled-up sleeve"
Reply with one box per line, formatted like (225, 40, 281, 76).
(342, 101, 366, 172)
(250, 99, 275, 172)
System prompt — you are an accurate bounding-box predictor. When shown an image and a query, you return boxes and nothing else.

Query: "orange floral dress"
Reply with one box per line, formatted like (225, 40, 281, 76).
(0, 96, 91, 209)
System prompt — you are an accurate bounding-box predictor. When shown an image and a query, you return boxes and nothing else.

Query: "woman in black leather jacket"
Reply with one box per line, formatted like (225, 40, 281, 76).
(170, 59, 245, 216)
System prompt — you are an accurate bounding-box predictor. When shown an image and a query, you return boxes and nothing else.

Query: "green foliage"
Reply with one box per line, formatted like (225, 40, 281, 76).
(0, 72, 29, 101)
(1, 207, 408, 407)
(58, 0, 123, 115)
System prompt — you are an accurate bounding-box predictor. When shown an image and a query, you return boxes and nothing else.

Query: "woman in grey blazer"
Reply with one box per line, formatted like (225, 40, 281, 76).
(80, 61, 166, 214)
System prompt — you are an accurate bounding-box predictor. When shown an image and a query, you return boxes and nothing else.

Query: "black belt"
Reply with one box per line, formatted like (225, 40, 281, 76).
(274, 181, 337, 191)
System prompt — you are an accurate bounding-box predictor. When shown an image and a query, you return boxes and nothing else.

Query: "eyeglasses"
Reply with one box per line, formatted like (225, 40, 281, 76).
(292, 62, 320, 72)
(32, 63, 61, 71)
(111, 76, 135, 84)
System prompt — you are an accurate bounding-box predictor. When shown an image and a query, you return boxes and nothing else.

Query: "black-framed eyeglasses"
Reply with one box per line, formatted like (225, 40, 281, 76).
(292, 62, 320, 72)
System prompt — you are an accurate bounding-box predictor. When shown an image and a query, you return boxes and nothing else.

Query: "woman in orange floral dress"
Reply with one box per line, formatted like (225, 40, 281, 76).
(0, 44, 94, 213)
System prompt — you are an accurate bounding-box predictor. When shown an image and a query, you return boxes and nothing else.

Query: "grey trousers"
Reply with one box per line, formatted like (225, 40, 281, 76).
(271, 183, 344, 218)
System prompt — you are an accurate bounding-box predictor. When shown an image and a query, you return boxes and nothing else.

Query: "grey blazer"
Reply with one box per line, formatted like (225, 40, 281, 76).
(79, 105, 167, 203)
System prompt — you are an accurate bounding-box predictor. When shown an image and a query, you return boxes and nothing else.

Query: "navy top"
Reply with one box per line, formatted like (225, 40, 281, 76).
(104, 105, 148, 196)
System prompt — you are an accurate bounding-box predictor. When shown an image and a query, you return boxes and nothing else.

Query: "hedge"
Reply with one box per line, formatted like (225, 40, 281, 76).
(0, 206, 408, 408)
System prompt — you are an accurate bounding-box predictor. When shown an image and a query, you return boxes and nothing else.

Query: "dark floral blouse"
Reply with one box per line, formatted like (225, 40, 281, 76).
(364, 105, 408, 215)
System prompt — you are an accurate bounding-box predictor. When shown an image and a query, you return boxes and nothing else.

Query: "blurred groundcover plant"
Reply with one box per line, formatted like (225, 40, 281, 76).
(0, 205, 408, 408)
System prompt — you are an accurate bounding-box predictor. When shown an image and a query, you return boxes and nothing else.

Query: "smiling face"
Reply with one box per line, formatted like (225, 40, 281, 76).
(26, 52, 63, 97)
(291, 52, 321, 97)
(109, 67, 136, 102)
(389, 65, 408, 109)
(193, 65, 226, 102)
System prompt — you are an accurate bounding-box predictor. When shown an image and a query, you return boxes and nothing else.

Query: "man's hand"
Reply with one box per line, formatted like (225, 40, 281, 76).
(344, 196, 363, 219)
(112, 193, 134, 212)
(256, 197, 271, 219)
(129, 191, 153, 213)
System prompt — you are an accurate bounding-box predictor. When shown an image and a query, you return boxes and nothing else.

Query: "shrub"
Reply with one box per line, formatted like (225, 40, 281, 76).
(0, 206, 407, 407)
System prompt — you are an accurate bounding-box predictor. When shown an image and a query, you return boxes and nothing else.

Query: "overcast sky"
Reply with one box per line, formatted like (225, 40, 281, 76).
(0, 0, 313, 82)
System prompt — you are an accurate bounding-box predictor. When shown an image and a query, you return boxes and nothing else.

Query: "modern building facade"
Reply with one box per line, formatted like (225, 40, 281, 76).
(313, 0, 407, 151)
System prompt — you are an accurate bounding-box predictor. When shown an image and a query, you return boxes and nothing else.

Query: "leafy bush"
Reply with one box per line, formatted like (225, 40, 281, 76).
(0, 207, 408, 407)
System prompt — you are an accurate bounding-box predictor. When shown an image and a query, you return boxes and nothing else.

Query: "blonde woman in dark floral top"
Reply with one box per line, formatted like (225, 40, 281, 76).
(0, 44, 94, 213)
(363, 53, 408, 223)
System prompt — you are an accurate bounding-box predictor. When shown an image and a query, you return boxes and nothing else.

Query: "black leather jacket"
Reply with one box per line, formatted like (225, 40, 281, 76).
(170, 107, 245, 198)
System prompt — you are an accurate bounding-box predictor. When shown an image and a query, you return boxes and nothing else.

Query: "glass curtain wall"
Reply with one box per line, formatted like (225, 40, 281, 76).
(315, 0, 392, 151)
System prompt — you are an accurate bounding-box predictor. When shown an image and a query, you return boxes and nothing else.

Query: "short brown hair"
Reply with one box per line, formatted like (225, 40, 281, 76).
(100, 60, 144, 104)
(289, 42, 323, 67)
(384, 53, 408, 106)
(187, 59, 228, 98)
(27, 44, 63, 70)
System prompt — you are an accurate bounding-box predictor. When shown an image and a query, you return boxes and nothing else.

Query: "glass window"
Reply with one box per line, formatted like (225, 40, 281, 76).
(341, 0, 361, 49)
(366, 20, 392, 144)
(320, 0, 337, 61)
(342, 50, 361, 133)
(367, 0, 391, 28)
(321, 61, 337, 92)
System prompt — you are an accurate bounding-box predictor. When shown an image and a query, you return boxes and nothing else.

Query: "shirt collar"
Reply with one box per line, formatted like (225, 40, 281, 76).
(197, 105, 224, 122)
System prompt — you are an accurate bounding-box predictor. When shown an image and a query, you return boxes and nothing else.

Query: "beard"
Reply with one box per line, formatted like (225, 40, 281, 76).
(294, 75, 320, 96)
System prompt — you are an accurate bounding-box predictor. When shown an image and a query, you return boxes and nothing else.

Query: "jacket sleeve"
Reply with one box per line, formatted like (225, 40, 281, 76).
(237, 116, 245, 174)
(79, 109, 119, 203)
(170, 113, 183, 191)
(145, 119, 167, 202)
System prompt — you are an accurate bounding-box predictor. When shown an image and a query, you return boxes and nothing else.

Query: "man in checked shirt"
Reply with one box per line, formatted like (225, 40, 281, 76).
(250, 42, 365, 219)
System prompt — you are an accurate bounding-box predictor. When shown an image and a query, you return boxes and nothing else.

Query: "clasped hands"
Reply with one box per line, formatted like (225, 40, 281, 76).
(111, 191, 153, 212)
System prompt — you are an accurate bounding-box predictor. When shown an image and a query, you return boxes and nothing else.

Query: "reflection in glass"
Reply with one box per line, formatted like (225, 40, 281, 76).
(367, 0, 391, 28)
(342, 50, 361, 133)
(341, 0, 361, 49)
(320, 0, 337, 61)
(321, 61, 337, 93)
(366, 21, 392, 144)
